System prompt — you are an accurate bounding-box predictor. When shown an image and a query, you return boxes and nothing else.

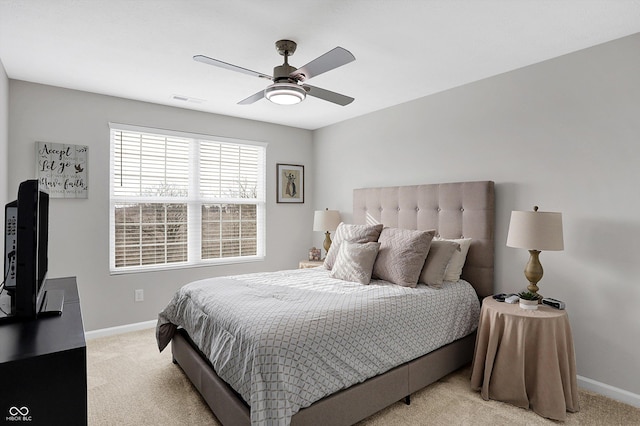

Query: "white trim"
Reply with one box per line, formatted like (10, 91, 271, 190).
(577, 375, 640, 408)
(85, 319, 157, 340)
(83, 320, 640, 410)
(109, 255, 264, 275)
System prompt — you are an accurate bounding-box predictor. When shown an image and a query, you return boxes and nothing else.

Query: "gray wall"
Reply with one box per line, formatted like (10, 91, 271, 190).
(312, 33, 640, 396)
(0, 59, 8, 205)
(8, 82, 313, 331)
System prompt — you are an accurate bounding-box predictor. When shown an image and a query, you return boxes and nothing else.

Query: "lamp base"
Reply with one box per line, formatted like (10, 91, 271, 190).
(323, 231, 333, 256)
(524, 249, 544, 300)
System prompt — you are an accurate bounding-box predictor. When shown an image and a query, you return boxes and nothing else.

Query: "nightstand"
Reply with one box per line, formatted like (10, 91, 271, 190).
(298, 260, 324, 269)
(470, 296, 579, 420)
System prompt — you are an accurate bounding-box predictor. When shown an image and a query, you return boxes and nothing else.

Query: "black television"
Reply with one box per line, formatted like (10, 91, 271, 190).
(3, 180, 53, 319)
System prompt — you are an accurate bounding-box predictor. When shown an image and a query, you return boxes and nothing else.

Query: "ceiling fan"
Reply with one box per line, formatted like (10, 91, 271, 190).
(194, 39, 355, 106)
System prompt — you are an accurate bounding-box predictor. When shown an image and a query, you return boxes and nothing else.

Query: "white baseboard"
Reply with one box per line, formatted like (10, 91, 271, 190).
(84, 321, 640, 410)
(85, 319, 157, 340)
(578, 375, 640, 408)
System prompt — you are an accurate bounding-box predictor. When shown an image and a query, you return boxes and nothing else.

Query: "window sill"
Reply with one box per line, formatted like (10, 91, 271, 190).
(109, 256, 265, 275)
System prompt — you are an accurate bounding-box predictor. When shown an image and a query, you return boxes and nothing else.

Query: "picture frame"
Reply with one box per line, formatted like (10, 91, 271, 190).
(276, 163, 304, 203)
(35, 141, 89, 199)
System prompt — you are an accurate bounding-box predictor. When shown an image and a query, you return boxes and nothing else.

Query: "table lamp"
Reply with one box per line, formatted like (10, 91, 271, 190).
(506, 206, 564, 298)
(313, 208, 341, 257)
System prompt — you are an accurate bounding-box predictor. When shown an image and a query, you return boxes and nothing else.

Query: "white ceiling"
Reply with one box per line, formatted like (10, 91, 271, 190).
(1, 1, 639, 130)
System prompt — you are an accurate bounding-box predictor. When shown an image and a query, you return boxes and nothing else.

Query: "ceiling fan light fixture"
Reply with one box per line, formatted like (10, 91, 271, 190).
(264, 82, 306, 105)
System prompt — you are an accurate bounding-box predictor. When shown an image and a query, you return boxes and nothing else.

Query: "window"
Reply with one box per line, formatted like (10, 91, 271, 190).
(109, 123, 266, 273)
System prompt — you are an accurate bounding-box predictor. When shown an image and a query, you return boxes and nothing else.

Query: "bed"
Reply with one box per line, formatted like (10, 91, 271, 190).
(157, 181, 495, 426)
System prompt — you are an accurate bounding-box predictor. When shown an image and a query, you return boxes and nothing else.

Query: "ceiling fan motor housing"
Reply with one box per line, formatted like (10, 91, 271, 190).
(273, 64, 299, 83)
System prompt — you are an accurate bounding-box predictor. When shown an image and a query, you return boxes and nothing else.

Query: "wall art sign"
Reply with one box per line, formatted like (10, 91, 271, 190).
(35, 142, 88, 198)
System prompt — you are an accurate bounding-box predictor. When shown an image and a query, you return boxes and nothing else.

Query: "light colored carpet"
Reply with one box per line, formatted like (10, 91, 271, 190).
(87, 328, 640, 425)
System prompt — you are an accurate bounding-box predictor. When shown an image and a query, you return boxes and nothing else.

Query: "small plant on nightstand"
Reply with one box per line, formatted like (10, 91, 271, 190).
(518, 291, 539, 310)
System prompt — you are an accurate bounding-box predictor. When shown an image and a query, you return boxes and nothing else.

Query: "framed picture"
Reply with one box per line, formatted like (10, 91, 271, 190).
(276, 163, 304, 203)
(35, 141, 88, 199)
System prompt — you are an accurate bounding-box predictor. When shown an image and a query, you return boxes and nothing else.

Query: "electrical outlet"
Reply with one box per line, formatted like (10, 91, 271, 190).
(134, 289, 144, 302)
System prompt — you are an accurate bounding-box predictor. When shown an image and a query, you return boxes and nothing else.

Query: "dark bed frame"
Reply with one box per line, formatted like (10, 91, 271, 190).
(171, 181, 495, 425)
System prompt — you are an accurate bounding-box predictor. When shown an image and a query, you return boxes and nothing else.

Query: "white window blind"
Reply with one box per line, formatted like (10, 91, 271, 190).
(109, 123, 266, 273)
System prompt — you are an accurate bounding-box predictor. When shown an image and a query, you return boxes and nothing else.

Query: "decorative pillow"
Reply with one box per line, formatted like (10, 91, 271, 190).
(439, 238, 472, 281)
(372, 228, 435, 288)
(323, 222, 383, 270)
(329, 241, 381, 284)
(419, 239, 460, 288)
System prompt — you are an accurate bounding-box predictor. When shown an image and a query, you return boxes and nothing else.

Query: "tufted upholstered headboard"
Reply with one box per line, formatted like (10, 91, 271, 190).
(353, 181, 495, 298)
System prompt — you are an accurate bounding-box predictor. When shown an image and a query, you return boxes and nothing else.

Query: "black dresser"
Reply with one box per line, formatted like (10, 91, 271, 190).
(0, 277, 87, 425)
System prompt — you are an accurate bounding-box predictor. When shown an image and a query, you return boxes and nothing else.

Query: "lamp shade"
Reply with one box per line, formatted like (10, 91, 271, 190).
(313, 210, 341, 232)
(506, 209, 564, 251)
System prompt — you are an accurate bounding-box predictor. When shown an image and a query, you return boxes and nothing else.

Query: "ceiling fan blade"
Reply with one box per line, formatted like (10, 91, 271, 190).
(290, 47, 355, 82)
(238, 90, 265, 105)
(194, 55, 272, 80)
(303, 84, 354, 106)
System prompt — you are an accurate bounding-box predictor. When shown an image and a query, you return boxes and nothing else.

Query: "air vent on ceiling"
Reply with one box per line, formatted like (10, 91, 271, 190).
(172, 95, 205, 104)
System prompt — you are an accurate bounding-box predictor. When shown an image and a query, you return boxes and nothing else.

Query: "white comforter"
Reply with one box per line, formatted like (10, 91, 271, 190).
(157, 267, 480, 425)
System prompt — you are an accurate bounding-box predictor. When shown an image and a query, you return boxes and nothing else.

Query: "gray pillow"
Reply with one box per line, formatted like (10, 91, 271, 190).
(324, 222, 384, 270)
(329, 241, 381, 284)
(372, 227, 435, 288)
(419, 239, 460, 288)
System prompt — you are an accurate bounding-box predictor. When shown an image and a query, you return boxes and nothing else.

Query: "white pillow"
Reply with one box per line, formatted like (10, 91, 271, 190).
(438, 237, 472, 281)
(329, 241, 381, 284)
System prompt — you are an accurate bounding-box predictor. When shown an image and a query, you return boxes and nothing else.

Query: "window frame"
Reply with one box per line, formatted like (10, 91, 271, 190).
(109, 122, 267, 274)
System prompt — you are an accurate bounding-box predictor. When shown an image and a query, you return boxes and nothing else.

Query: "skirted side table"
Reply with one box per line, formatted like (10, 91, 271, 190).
(470, 296, 580, 420)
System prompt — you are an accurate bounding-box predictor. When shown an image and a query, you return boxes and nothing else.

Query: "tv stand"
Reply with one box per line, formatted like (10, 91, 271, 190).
(0, 277, 86, 425)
